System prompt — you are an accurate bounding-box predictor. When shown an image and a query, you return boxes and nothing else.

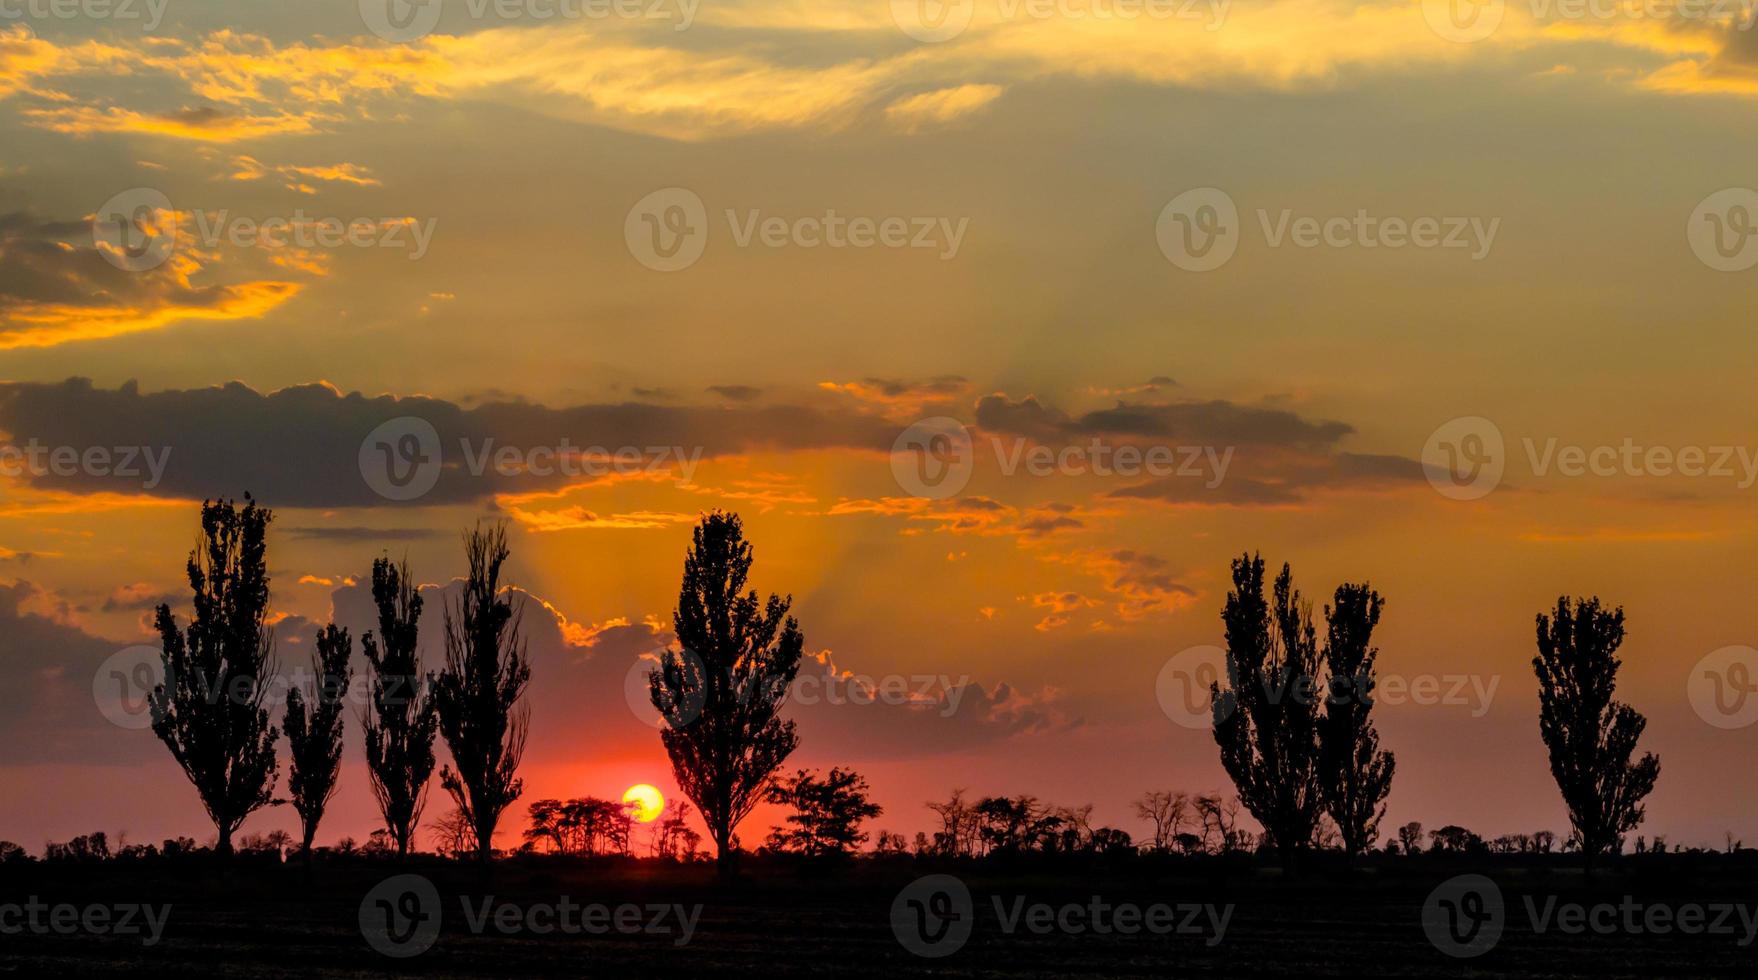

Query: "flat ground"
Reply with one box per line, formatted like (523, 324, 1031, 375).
(1, 853, 1753, 977)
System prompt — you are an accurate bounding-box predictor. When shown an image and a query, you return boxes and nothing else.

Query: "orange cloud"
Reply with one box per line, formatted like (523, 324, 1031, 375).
(0, 278, 299, 349)
(22, 104, 315, 141)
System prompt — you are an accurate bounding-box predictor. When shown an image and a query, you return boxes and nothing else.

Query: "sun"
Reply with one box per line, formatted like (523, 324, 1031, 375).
(622, 783, 665, 823)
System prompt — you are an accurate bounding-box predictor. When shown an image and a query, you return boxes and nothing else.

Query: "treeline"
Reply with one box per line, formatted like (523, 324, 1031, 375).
(0, 501, 1690, 875)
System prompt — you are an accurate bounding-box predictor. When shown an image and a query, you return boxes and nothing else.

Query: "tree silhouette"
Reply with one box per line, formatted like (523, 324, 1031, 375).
(284, 623, 351, 859)
(435, 523, 532, 865)
(973, 795, 1064, 854)
(1317, 583, 1395, 857)
(926, 788, 980, 857)
(361, 556, 438, 859)
(1533, 596, 1661, 869)
(1133, 790, 1191, 853)
(1194, 793, 1250, 853)
(653, 800, 703, 860)
(1428, 824, 1486, 854)
(648, 511, 802, 878)
(522, 797, 633, 856)
(149, 496, 279, 859)
(1211, 554, 1322, 869)
(1396, 821, 1423, 855)
(763, 767, 882, 858)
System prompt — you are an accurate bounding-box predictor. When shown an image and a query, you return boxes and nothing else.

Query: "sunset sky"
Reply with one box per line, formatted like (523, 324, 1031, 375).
(3, 0, 1758, 854)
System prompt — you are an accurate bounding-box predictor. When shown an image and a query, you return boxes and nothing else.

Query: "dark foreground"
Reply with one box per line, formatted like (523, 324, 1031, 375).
(2, 852, 1754, 977)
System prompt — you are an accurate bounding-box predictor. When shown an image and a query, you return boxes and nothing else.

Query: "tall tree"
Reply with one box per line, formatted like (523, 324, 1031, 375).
(1317, 583, 1395, 857)
(361, 557, 438, 858)
(435, 523, 532, 865)
(1533, 596, 1661, 869)
(149, 496, 280, 858)
(763, 768, 883, 858)
(284, 624, 352, 858)
(1211, 554, 1324, 869)
(649, 511, 803, 877)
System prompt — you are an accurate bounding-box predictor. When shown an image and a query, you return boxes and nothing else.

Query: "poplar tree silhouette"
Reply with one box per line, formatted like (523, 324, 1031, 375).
(149, 496, 280, 859)
(1211, 554, 1323, 870)
(361, 557, 438, 859)
(284, 623, 352, 859)
(435, 523, 532, 865)
(649, 512, 802, 878)
(1318, 583, 1395, 857)
(1533, 596, 1660, 870)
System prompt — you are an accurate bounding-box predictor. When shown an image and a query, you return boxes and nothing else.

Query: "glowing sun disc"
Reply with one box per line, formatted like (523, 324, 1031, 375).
(623, 783, 664, 823)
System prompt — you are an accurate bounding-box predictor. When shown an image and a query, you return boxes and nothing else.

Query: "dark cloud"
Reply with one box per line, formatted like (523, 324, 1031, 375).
(857, 376, 968, 399)
(0, 377, 902, 509)
(0, 581, 156, 765)
(706, 385, 764, 401)
(1109, 451, 1425, 507)
(975, 393, 1352, 447)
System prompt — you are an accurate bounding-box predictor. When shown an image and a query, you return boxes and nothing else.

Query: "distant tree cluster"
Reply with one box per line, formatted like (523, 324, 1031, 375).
(914, 790, 1138, 858)
(523, 798, 636, 857)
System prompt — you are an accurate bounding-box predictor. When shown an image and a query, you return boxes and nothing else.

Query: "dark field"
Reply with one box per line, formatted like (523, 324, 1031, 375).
(3, 853, 1755, 977)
